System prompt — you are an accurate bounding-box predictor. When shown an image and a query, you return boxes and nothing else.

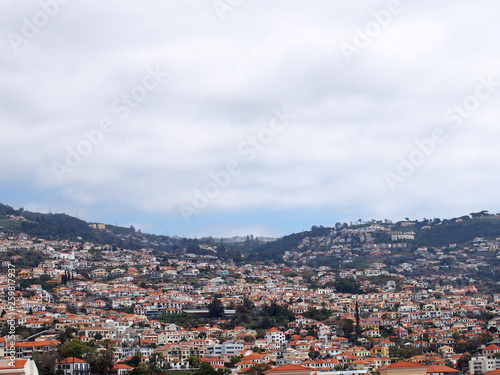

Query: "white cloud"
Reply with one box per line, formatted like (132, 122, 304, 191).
(1, 0, 500, 236)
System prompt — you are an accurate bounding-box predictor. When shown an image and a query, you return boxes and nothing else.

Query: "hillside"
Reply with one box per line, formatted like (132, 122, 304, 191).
(0, 203, 149, 249)
(248, 212, 500, 262)
(414, 216, 500, 246)
(0, 203, 250, 255)
(2, 203, 500, 264)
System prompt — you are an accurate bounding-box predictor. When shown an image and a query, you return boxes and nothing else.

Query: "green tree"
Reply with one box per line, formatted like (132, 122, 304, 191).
(229, 355, 242, 367)
(481, 331, 494, 345)
(194, 362, 217, 375)
(124, 351, 142, 368)
(389, 345, 400, 358)
(58, 338, 93, 359)
(240, 363, 271, 375)
(33, 350, 58, 375)
(400, 346, 422, 358)
(89, 349, 114, 375)
(334, 278, 363, 294)
(456, 354, 471, 372)
(309, 350, 320, 360)
(355, 302, 361, 334)
(188, 355, 201, 368)
(337, 319, 354, 337)
(148, 352, 165, 374)
(208, 297, 225, 318)
(130, 363, 149, 375)
(57, 326, 77, 344)
(243, 297, 254, 310)
(457, 337, 482, 353)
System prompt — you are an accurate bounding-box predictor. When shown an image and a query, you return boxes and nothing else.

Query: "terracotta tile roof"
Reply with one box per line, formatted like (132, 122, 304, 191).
(483, 344, 500, 350)
(426, 365, 459, 373)
(15, 339, 59, 348)
(264, 363, 313, 373)
(0, 359, 27, 369)
(113, 364, 133, 369)
(379, 360, 428, 370)
(59, 357, 87, 364)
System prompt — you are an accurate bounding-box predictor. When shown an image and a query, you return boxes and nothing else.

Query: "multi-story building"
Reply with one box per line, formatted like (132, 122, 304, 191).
(265, 327, 287, 349)
(55, 357, 91, 375)
(205, 340, 244, 357)
(469, 356, 500, 374)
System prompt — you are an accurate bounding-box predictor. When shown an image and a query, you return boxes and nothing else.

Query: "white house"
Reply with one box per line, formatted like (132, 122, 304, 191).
(55, 357, 91, 375)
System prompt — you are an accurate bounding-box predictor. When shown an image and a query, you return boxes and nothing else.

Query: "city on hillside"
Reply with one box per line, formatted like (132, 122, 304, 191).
(2, 209, 500, 374)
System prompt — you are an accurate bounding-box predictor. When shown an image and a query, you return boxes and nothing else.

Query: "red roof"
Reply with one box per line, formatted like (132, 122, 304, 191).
(427, 365, 459, 373)
(15, 339, 60, 348)
(483, 344, 500, 350)
(264, 364, 313, 373)
(0, 359, 27, 369)
(113, 364, 133, 369)
(15, 340, 59, 348)
(266, 327, 282, 333)
(243, 352, 265, 360)
(380, 361, 428, 370)
(59, 357, 87, 364)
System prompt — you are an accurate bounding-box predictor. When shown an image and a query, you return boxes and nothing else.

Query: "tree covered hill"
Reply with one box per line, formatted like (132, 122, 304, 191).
(0, 203, 244, 254)
(0, 203, 17, 216)
(0, 203, 141, 247)
(248, 212, 500, 261)
(2, 202, 500, 260)
(415, 215, 500, 247)
(246, 225, 332, 262)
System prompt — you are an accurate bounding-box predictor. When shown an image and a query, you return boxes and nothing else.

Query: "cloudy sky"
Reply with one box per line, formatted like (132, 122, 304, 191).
(1, 0, 500, 238)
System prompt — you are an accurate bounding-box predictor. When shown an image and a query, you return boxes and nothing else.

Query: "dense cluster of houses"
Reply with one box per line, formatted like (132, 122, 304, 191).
(1, 226, 500, 374)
